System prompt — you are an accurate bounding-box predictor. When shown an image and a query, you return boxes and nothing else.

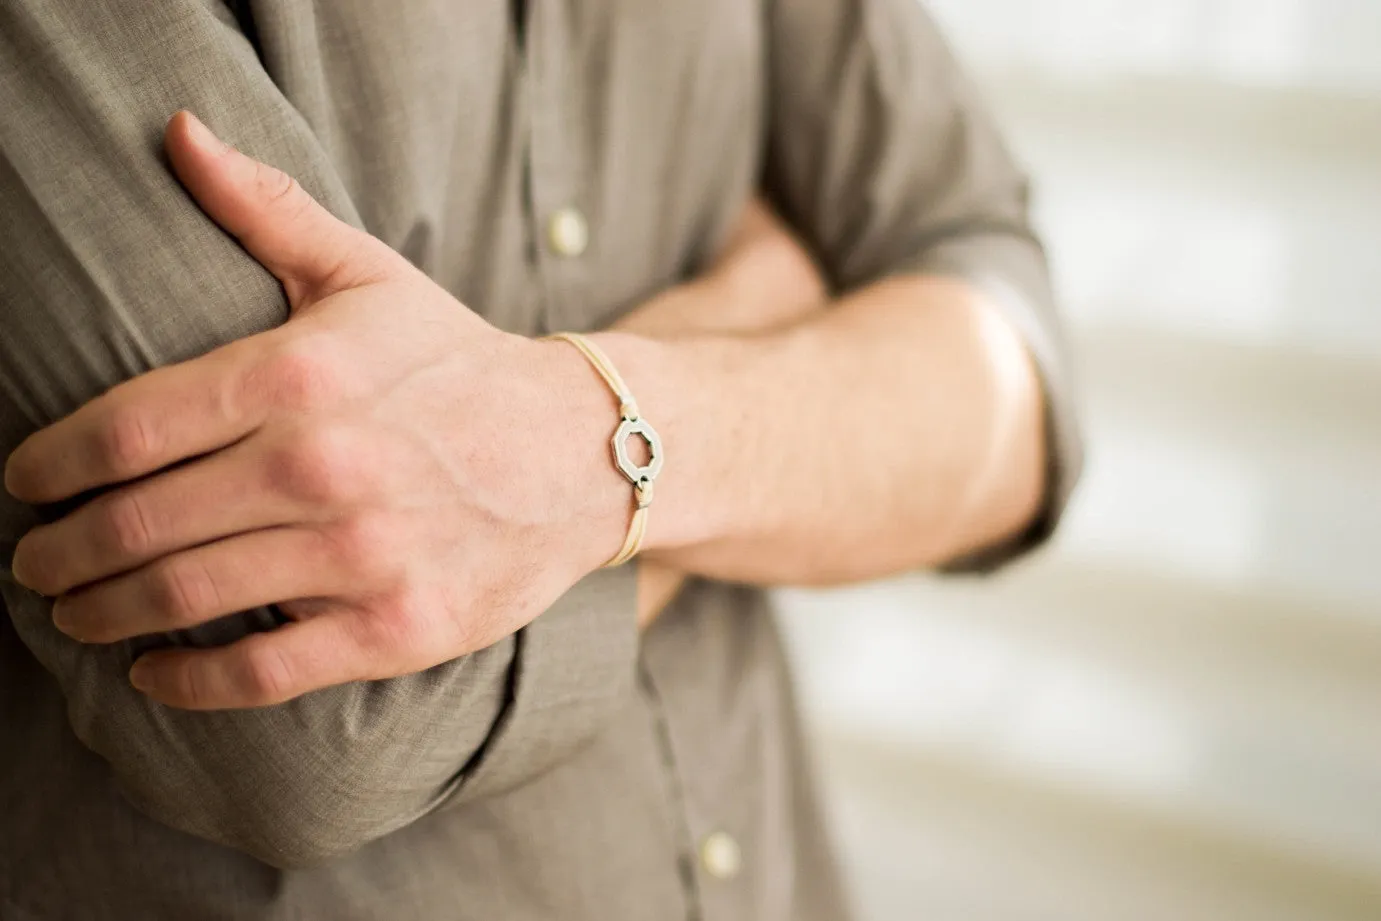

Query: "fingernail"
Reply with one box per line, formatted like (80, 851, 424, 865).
(50, 596, 73, 633)
(50, 598, 89, 642)
(10, 549, 32, 591)
(129, 661, 155, 693)
(10, 559, 26, 589)
(183, 111, 227, 154)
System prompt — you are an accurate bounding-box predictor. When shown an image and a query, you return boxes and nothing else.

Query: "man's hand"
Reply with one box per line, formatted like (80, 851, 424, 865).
(5, 112, 632, 709)
(615, 200, 827, 628)
(5, 105, 1045, 708)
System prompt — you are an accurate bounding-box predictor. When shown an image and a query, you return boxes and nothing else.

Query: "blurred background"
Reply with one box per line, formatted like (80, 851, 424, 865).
(776, 1, 1381, 918)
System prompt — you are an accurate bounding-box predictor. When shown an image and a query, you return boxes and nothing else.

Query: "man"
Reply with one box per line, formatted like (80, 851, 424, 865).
(0, 1, 1080, 919)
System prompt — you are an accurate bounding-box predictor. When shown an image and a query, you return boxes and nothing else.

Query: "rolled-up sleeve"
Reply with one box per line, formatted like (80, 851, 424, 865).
(0, 0, 637, 868)
(763, 0, 1083, 563)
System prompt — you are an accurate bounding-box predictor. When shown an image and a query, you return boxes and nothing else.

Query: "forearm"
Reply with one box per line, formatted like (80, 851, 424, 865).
(596, 274, 1046, 586)
(608, 197, 829, 623)
(0, 12, 607, 862)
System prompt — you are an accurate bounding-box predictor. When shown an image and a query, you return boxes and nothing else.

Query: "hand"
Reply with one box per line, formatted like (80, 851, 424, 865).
(614, 198, 827, 341)
(5, 112, 628, 708)
(615, 198, 828, 629)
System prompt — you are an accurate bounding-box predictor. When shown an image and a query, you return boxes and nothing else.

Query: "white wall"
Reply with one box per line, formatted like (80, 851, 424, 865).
(780, 3, 1381, 918)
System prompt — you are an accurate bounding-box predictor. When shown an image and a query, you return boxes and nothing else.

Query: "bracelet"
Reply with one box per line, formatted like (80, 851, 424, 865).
(546, 332, 663, 567)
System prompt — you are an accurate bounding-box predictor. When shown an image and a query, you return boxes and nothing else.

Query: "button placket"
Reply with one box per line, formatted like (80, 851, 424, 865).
(523, 1, 593, 334)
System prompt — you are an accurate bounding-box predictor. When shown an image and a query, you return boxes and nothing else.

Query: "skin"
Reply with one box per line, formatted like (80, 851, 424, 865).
(5, 112, 1044, 709)
(615, 198, 830, 628)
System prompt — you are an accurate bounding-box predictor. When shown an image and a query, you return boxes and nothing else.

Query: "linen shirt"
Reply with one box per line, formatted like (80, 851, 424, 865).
(0, 1, 1081, 919)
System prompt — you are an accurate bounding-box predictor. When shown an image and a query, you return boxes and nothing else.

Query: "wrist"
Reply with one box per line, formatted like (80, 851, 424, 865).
(581, 331, 735, 556)
(526, 334, 643, 574)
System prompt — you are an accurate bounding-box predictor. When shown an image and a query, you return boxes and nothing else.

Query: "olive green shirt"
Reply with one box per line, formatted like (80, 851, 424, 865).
(0, 1, 1080, 919)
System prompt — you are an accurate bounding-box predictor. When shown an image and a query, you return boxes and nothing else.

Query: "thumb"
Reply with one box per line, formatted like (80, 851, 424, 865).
(164, 110, 389, 304)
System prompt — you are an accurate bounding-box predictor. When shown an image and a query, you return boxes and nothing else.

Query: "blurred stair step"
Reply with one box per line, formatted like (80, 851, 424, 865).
(778, 567, 1381, 884)
(818, 732, 1381, 921)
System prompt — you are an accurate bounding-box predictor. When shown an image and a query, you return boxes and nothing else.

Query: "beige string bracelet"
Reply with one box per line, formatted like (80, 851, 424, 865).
(545, 332, 664, 567)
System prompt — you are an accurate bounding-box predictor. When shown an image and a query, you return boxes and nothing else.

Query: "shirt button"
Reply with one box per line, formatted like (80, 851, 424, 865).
(700, 831, 742, 880)
(546, 207, 589, 258)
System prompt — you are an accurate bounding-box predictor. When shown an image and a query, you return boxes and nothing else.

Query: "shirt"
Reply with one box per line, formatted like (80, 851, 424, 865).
(0, 1, 1082, 919)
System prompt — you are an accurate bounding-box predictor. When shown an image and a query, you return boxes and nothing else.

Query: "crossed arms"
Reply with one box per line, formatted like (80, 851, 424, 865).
(0, 0, 1079, 866)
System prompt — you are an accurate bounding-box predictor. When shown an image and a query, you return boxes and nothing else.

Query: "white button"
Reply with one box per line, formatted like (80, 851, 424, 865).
(700, 831, 742, 880)
(546, 207, 589, 257)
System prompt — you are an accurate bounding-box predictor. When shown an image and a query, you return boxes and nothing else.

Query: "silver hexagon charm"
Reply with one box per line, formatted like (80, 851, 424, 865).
(612, 416, 663, 487)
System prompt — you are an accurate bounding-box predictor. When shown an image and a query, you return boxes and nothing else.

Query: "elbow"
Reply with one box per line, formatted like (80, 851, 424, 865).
(220, 782, 404, 868)
(198, 792, 407, 869)
(980, 376, 1048, 550)
(934, 306, 1065, 574)
(222, 772, 430, 868)
(238, 820, 379, 871)
(51, 621, 512, 870)
(960, 297, 1051, 546)
(119, 760, 423, 870)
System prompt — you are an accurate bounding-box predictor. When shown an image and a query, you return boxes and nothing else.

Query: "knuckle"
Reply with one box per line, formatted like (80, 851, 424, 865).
(179, 661, 209, 710)
(329, 517, 375, 568)
(358, 593, 428, 657)
(241, 643, 294, 705)
(257, 344, 343, 413)
(265, 426, 358, 505)
(252, 163, 324, 248)
(152, 557, 220, 626)
(253, 160, 303, 211)
(206, 363, 250, 434)
(100, 406, 157, 475)
(322, 514, 393, 578)
(105, 492, 155, 558)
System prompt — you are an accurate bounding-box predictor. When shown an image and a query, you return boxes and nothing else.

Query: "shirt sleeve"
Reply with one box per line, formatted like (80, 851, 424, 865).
(762, 0, 1083, 564)
(0, 0, 637, 868)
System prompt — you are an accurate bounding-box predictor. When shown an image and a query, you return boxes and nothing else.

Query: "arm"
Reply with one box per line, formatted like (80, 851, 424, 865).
(0, 2, 822, 860)
(5, 0, 1079, 760)
(602, 275, 1046, 584)
(596, 0, 1081, 584)
(0, 1, 632, 867)
(615, 199, 828, 625)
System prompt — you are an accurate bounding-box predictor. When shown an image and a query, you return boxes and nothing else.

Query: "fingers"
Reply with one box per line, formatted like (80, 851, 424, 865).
(2, 339, 272, 504)
(128, 612, 376, 709)
(3, 312, 369, 506)
(4, 112, 401, 505)
(164, 110, 391, 301)
(50, 526, 350, 644)
(13, 436, 304, 595)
